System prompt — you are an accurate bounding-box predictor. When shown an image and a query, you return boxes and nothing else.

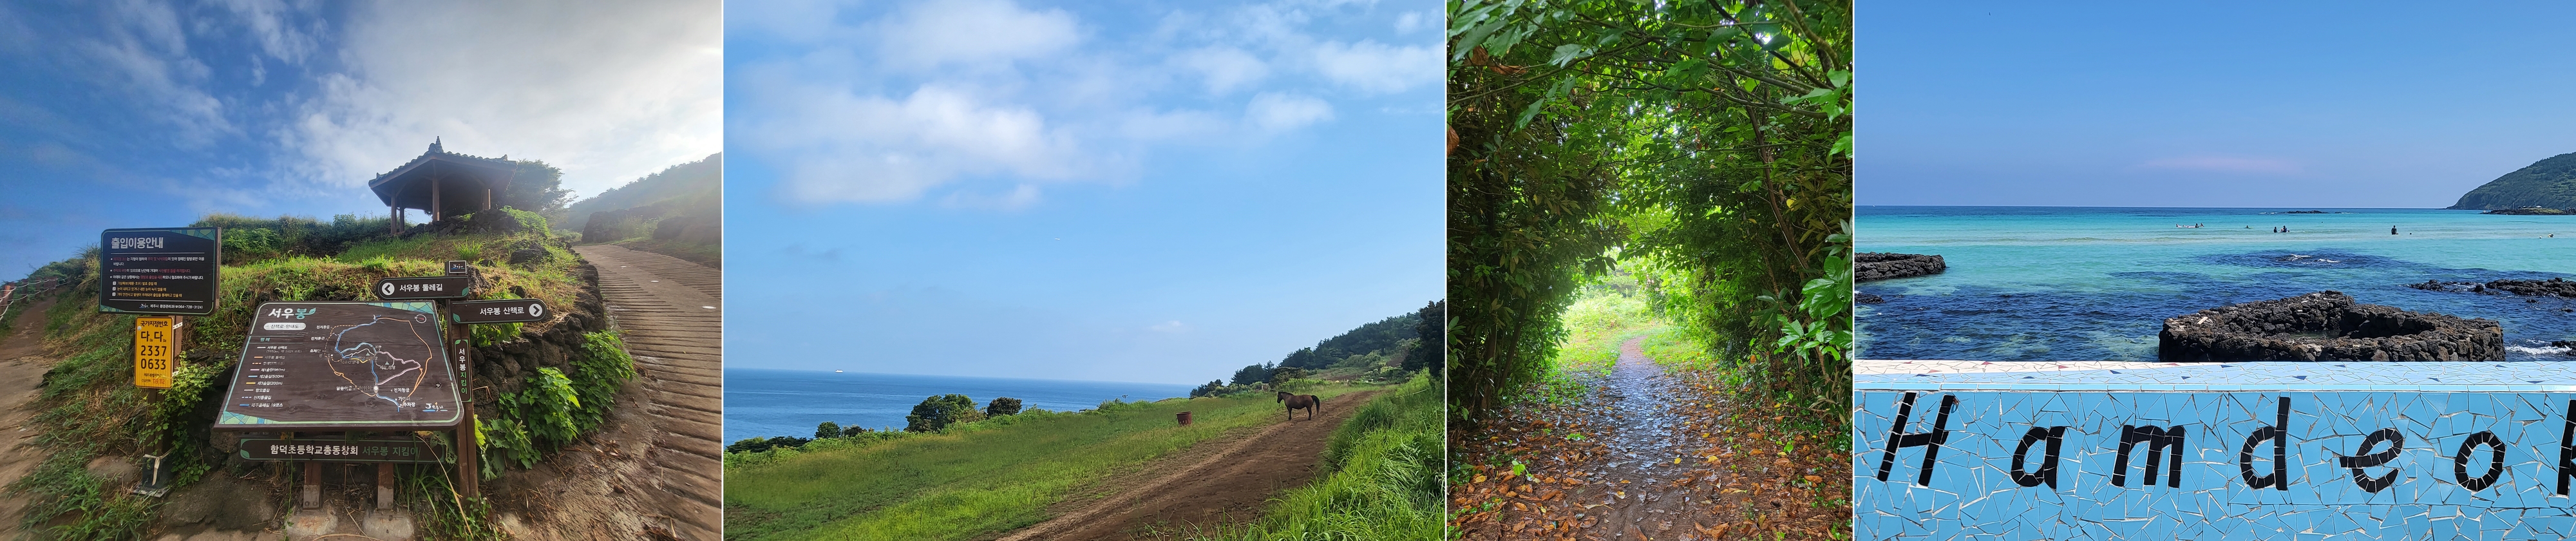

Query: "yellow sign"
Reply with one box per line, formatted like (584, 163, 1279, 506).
(134, 316, 175, 389)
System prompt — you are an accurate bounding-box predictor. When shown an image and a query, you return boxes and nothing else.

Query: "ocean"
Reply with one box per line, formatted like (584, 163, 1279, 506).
(721, 369, 1198, 443)
(1855, 206, 2576, 361)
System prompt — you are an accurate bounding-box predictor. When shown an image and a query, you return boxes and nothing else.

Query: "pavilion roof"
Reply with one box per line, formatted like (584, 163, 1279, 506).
(366, 138, 519, 211)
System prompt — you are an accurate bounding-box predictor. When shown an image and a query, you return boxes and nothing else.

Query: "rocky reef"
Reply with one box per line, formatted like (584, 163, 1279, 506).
(1856, 252, 1945, 282)
(2158, 291, 2503, 361)
(2405, 278, 2576, 297)
(2479, 207, 2573, 215)
(1855, 292, 1884, 304)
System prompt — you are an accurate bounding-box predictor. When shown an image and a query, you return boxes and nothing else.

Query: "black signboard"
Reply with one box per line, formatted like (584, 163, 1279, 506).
(445, 260, 471, 276)
(450, 298, 549, 324)
(98, 227, 221, 316)
(213, 301, 465, 431)
(239, 437, 444, 463)
(374, 276, 473, 300)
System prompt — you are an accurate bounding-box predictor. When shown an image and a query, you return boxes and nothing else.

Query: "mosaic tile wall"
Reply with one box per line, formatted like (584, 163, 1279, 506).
(1853, 361, 2576, 540)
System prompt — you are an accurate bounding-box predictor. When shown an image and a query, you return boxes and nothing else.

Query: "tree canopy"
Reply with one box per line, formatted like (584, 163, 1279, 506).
(1448, 0, 1853, 419)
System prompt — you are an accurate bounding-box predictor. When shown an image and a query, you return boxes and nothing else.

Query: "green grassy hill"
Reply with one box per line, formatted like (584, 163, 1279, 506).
(2449, 151, 2576, 210)
(722, 375, 1437, 541)
(558, 153, 723, 267)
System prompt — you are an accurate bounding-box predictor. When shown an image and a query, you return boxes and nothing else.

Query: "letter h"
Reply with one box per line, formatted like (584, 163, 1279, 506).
(1875, 392, 1955, 486)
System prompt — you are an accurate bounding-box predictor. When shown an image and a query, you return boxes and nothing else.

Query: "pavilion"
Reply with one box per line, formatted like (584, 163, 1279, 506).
(368, 138, 519, 233)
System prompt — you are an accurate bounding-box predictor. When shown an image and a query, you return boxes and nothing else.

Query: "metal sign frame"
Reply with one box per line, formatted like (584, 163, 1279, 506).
(97, 227, 221, 316)
(211, 301, 466, 432)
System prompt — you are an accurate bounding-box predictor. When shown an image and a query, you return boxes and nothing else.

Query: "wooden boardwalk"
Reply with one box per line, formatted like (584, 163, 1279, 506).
(576, 245, 723, 540)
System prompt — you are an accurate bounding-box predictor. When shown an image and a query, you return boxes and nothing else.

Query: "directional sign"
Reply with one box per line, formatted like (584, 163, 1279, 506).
(450, 298, 549, 325)
(213, 301, 464, 430)
(134, 316, 176, 388)
(374, 276, 473, 300)
(238, 437, 444, 463)
(99, 227, 220, 316)
(444, 260, 471, 276)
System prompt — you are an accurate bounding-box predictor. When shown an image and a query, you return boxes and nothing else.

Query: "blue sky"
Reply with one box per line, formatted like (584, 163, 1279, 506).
(1862, 2, 2576, 207)
(0, 1, 720, 277)
(723, 0, 1444, 384)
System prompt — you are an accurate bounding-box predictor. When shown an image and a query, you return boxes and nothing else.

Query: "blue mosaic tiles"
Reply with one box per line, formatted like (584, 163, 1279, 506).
(1853, 361, 2576, 540)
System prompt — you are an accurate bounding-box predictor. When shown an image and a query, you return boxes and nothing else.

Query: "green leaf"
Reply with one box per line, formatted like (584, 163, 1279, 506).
(1549, 43, 1589, 67)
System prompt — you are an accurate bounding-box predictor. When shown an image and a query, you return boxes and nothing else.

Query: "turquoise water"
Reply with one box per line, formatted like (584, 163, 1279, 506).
(1855, 206, 2576, 361)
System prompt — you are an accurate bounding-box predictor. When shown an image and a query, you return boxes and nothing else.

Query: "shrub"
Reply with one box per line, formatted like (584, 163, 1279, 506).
(905, 394, 984, 432)
(983, 397, 1023, 417)
(815, 421, 842, 440)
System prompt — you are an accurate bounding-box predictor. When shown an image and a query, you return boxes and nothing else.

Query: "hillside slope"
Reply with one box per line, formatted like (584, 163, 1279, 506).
(2449, 151, 2576, 209)
(560, 153, 723, 267)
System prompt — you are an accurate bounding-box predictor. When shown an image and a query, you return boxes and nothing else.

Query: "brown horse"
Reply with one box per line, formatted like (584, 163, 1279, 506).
(1277, 391, 1322, 421)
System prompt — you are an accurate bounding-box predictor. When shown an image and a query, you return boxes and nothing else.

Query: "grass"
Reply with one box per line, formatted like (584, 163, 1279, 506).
(721, 384, 1385, 541)
(1186, 373, 1442, 541)
(1553, 281, 1670, 377)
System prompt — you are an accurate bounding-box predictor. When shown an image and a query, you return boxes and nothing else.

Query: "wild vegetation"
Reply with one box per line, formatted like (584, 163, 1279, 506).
(1447, 0, 1852, 422)
(561, 153, 723, 267)
(1185, 373, 1442, 541)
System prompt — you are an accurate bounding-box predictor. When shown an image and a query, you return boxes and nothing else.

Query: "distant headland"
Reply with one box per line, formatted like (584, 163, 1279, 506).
(2449, 151, 2576, 210)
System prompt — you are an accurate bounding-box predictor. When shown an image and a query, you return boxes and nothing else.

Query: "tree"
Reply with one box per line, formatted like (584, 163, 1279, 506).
(1403, 300, 1446, 374)
(1230, 363, 1274, 386)
(905, 394, 985, 432)
(499, 160, 574, 214)
(815, 421, 841, 440)
(985, 397, 1023, 417)
(1269, 366, 1308, 384)
(1448, 0, 1853, 419)
(1190, 379, 1227, 397)
(842, 424, 873, 437)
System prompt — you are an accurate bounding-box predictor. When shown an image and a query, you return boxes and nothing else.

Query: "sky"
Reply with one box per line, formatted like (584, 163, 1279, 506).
(723, 0, 1444, 384)
(1861, 2, 2576, 208)
(0, 1, 722, 277)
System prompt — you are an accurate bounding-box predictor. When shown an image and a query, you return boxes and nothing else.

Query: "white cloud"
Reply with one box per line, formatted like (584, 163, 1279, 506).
(1246, 92, 1334, 132)
(82, 0, 230, 146)
(1394, 11, 1425, 34)
(1148, 320, 1188, 333)
(1175, 46, 1269, 94)
(755, 84, 1094, 205)
(1311, 40, 1440, 94)
(212, 0, 317, 64)
(875, 0, 1081, 70)
(283, 0, 722, 198)
(2136, 156, 2304, 176)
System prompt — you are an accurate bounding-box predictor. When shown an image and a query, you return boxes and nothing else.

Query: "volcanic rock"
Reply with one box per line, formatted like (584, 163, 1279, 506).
(2158, 291, 2503, 361)
(1855, 292, 1885, 304)
(2405, 278, 2576, 297)
(1856, 252, 1946, 282)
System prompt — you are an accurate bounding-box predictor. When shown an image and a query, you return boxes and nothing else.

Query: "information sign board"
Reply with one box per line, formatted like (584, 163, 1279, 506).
(212, 301, 464, 430)
(134, 316, 175, 388)
(238, 437, 443, 463)
(450, 298, 548, 324)
(373, 276, 473, 300)
(98, 227, 220, 315)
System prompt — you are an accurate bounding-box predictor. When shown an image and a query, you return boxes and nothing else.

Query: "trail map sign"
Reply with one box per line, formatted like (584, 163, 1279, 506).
(98, 227, 220, 316)
(450, 298, 547, 324)
(212, 301, 464, 430)
(133, 316, 176, 388)
(374, 276, 472, 300)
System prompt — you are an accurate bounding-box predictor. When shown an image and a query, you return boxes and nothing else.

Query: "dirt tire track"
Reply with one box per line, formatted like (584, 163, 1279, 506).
(0, 296, 58, 533)
(575, 245, 723, 541)
(998, 390, 1383, 541)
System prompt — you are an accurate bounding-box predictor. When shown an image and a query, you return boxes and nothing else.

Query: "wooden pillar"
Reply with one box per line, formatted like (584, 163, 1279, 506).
(484, 188, 492, 212)
(301, 457, 321, 509)
(432, 176, 443, 222)
(447, 312, 480, 499)
(391, 205, 401, 234)
(377, 463, 395, 509)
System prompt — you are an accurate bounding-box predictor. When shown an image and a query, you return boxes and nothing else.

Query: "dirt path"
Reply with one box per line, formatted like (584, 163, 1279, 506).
(996, 390, 1385, 541)
(1452, 337, 1849, 540)
(574, 245, 723, 541)
(0, 296, 58, 531)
